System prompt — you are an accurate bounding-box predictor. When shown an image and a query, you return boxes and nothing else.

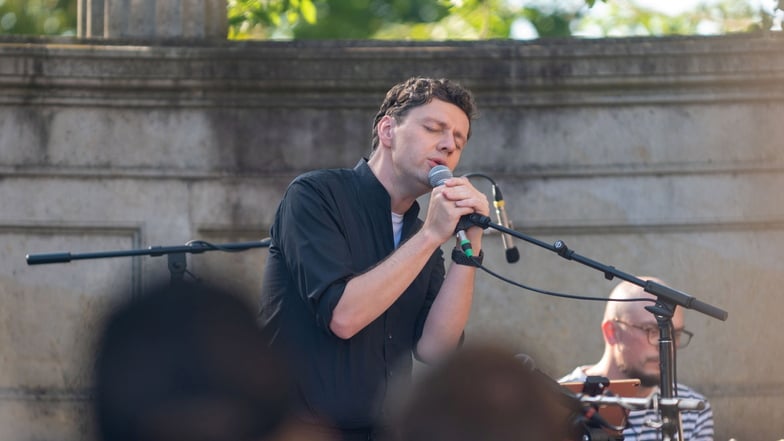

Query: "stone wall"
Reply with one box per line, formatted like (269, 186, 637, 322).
(1, 34, 783, 440)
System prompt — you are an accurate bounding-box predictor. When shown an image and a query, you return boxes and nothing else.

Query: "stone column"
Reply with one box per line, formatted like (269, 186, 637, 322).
(78, 0, 228, 39)
(77, 0, 104, 37)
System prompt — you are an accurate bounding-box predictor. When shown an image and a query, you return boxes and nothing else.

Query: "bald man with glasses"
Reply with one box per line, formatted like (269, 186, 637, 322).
(559, 277, 714, 441)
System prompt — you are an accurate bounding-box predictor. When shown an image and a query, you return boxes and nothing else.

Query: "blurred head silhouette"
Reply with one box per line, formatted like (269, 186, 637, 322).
(93, 281, 296, 441)
(384, 342, 584, 441)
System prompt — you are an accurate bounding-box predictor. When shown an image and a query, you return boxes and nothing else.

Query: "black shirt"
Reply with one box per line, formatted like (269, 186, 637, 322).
(259, 159, 445, 430)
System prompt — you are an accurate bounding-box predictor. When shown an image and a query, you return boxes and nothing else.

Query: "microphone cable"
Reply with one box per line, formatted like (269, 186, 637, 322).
(460, 172, 650, 304)
(473, 260, 654, 304)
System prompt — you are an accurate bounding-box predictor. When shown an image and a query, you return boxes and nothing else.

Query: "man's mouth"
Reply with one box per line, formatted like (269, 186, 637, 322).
(427, 158, 445, 168)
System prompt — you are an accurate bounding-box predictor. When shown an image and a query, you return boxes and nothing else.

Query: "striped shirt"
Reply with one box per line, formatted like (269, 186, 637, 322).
(559, 367, 714, 441)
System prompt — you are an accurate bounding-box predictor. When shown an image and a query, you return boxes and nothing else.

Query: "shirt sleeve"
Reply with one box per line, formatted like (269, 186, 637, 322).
(273, 178, 355, 334)
(692, 399, 715, 441)
(411, 247, 446, 362)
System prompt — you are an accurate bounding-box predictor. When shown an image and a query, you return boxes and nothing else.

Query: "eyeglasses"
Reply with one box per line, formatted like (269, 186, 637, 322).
(613, 319, 694, 349)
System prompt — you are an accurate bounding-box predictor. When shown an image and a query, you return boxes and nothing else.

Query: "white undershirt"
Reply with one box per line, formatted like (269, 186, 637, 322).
(391, 212, 404, 247)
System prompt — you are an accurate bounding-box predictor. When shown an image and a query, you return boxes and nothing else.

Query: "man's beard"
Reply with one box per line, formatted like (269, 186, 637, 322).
(620, 364, 660, 388)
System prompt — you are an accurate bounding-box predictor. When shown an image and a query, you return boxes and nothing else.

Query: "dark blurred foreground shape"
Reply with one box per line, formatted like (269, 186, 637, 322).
(92, 280, 330, 441)
(383, 342, 585, 441)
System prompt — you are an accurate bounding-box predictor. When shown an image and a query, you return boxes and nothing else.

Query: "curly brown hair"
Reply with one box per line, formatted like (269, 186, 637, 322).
(370, 77, 477, 153)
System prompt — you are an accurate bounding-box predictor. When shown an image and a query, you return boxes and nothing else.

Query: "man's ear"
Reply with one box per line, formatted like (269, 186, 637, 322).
(602, 320, 619, 345)
(377, 115, 395, 148)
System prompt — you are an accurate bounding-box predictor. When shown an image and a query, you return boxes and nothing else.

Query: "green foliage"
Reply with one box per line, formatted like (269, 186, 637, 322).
(572, 0, 767, 37)
(520, 5, 584, 38)
(227, 0, 608, 40)
(228, 0, 774, 40)
(229, 0, 452, 39)
(0, 0, 777, 40)
(438, 0, 515, 39)
(228, 0, 319, 39)
(295, 0, 450, 39)
(0, 0, 76, 36)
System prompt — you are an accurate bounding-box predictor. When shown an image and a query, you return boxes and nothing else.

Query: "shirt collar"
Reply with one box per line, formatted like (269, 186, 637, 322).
(354, 158, 421, 220)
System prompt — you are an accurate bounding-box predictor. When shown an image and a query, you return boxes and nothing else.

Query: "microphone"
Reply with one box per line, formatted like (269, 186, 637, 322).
(491, 184, 520, 263)
(428, 165, 474, 257)
(514, 353, 589, 438)
(514, 354, 572, 395)
(514, 353, 584, 411)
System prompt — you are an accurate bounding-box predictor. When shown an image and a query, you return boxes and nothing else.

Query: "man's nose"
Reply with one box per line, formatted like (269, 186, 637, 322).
(437, 131, 456, 152)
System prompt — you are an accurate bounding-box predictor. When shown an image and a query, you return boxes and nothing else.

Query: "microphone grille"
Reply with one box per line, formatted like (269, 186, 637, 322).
(514, 353, 537, 372)
(428, 165, 453, 188)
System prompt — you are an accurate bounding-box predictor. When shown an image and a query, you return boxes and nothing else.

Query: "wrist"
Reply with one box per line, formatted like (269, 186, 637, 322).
(451, 247, 484, 267)
(414, 228, 444, 251)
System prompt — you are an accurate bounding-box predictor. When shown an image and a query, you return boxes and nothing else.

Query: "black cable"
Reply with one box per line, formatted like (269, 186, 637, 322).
(462, 171, 497, 186)
(470, 256, 654, 304)
(461, 172, 651, 304)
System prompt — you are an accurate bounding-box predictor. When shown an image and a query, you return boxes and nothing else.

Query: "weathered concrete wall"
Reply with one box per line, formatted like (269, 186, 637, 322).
(1, 35, 783, 440)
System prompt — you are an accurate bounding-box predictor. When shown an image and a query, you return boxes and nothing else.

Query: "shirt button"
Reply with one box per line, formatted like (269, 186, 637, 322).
(388, 333, 392, 339)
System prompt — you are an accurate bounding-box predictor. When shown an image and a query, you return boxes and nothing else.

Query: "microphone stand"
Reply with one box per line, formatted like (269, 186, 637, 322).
(467, 214, 728, 440)
(25, 239, 271, 286)
(648, 300, 681, 440)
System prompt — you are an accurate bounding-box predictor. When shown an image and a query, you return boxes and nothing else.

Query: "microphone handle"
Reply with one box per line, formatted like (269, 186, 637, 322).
(427, 166, 477, 258)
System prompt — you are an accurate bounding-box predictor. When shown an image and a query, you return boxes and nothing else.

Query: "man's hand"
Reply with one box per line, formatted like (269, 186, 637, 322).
(423, 176, 490, 246)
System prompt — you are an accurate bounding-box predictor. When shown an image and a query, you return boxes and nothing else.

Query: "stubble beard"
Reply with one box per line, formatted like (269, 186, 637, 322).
(620, 364, 660, 388)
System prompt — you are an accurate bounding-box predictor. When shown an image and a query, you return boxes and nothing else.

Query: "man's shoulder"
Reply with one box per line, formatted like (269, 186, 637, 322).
(295, 167, 354, 185)
(285, 168, 359, 199)
(557, 366, 589, 383)
(676, 383, 710, 402)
